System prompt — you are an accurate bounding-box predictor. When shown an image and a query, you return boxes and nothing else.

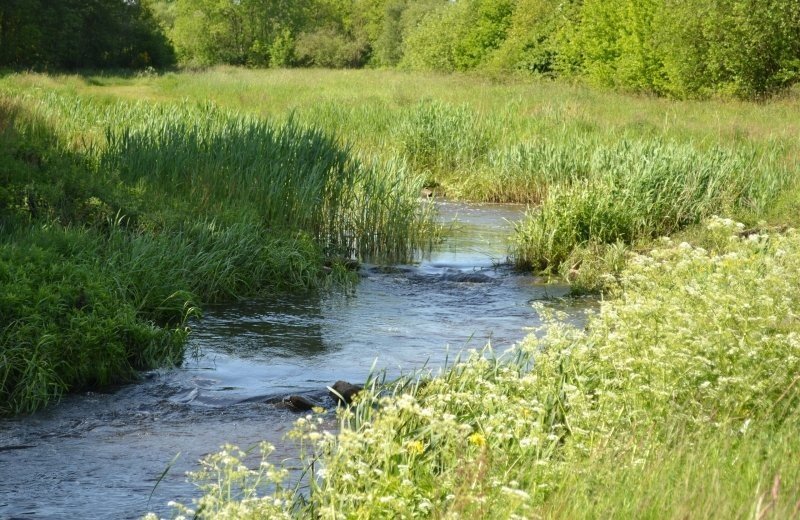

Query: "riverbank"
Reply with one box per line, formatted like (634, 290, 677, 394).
(169, 217, 800, 518)
(0, 85, 431, 415)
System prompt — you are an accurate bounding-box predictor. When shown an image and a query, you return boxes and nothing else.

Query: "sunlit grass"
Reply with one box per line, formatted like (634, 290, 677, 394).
(8, 69, 796, 279)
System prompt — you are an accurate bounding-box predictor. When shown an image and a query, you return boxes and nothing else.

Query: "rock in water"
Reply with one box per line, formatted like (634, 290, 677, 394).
(441, 272, 494, 283)
(285, 395, 322, 411)
(329, 381, 363, 405)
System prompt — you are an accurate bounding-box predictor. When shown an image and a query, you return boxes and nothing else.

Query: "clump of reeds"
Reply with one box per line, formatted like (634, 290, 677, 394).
(393, 99, 492, 178)
(513, 138, 791, 271)
(94, 100, 432, 260)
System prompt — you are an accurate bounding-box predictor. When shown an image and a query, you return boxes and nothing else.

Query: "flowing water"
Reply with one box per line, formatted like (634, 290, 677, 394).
(0, 202, 592, 519)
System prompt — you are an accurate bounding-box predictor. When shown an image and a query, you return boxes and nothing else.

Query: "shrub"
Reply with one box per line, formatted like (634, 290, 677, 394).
(295, 27, 369, 68)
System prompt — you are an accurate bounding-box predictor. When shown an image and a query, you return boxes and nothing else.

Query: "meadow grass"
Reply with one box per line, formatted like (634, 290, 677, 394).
(160, 218, 800, 518)
(3, 69, 796, 279)
(4, 69, 799, 184)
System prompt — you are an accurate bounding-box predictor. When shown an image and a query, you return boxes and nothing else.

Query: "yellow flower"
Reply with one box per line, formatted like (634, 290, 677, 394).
(406, 440, 424, 455)
(468, 432, 487, 447)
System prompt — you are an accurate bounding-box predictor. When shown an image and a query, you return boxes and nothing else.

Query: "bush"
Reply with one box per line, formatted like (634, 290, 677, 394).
(484, 0, 570, 75)
(295, 27, 369, 68)
(573, 0, 800, 98)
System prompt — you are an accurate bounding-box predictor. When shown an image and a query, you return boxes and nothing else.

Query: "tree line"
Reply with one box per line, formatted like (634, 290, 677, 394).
(2, 0, 799, 98)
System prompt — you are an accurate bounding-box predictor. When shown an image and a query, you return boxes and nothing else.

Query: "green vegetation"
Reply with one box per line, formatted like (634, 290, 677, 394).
(158, 218, 800, 518)
(3, 11, 800, 514)
(145, 0, 800, 98)
(513, 139, 791, 272)
(0, 80, 431, 415)
(3, 1, 799, 98)
(4, 68, 799, 283)
(3, 1, 800, 513)
(0, 0, 174, 69)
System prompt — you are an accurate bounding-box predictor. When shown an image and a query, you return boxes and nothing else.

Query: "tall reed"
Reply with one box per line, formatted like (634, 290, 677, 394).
(513, 138, 791, 271)
(16, 92, 434, 260)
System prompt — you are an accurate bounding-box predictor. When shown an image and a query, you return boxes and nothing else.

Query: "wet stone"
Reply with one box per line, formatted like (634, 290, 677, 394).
(284, 395, 323, 411)
(329, 381, 362, 405)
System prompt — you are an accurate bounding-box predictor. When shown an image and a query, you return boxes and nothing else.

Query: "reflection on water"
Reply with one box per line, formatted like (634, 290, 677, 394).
(0, 201, 593, 519)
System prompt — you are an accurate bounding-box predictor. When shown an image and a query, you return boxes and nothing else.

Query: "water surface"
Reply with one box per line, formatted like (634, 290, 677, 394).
(0, 201, 589, 519)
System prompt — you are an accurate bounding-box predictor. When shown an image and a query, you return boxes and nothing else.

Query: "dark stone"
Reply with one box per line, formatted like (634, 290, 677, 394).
(323, 258, 361, 271)
(368, 265, 413, 275)
(440, 272, 494, 283)
(0, 444, 36, 452)
(284, 395, 323, 411)
(329, 381, 363, 405)
(342, 259, 361, 271)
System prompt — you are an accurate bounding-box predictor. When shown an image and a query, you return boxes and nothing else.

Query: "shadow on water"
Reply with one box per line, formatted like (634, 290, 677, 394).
(0, 201, 595, 519)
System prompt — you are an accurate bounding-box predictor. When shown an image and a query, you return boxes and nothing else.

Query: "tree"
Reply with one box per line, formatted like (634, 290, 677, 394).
(0, 0, 175, 70)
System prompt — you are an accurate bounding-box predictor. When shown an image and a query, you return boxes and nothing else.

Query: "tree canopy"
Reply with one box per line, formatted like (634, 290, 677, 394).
(2, 0, 799, 99)
(0, 0, 175, 69)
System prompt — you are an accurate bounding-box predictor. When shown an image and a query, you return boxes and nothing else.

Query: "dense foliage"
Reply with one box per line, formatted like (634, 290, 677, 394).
(147, 0, 800, 98)
(0, 0, 175, 69)
(3, 1, 798, 97)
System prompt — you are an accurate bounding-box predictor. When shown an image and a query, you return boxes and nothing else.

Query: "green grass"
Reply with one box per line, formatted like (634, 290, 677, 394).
(0, 220, 326, 415)
(541, 419, 800, 519)
(4, 69, 797, 279)
(513, 138, 791, 272)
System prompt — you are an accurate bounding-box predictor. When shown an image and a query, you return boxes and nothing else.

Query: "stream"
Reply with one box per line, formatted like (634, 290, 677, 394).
(0, 201, 591, 519)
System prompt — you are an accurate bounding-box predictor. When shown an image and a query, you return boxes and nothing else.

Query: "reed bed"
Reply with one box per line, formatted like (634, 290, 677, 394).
(513, 139, 792, 271)
(9, 91, 433, 260)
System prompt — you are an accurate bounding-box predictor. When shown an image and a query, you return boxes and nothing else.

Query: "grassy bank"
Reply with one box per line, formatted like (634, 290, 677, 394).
(3, 69, 797, 281)
(161, 218, 800, 518)
(0, 84, 432, 415)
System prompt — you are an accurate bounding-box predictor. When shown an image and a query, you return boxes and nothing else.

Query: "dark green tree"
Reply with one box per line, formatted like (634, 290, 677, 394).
(0, 0, 175, 69)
